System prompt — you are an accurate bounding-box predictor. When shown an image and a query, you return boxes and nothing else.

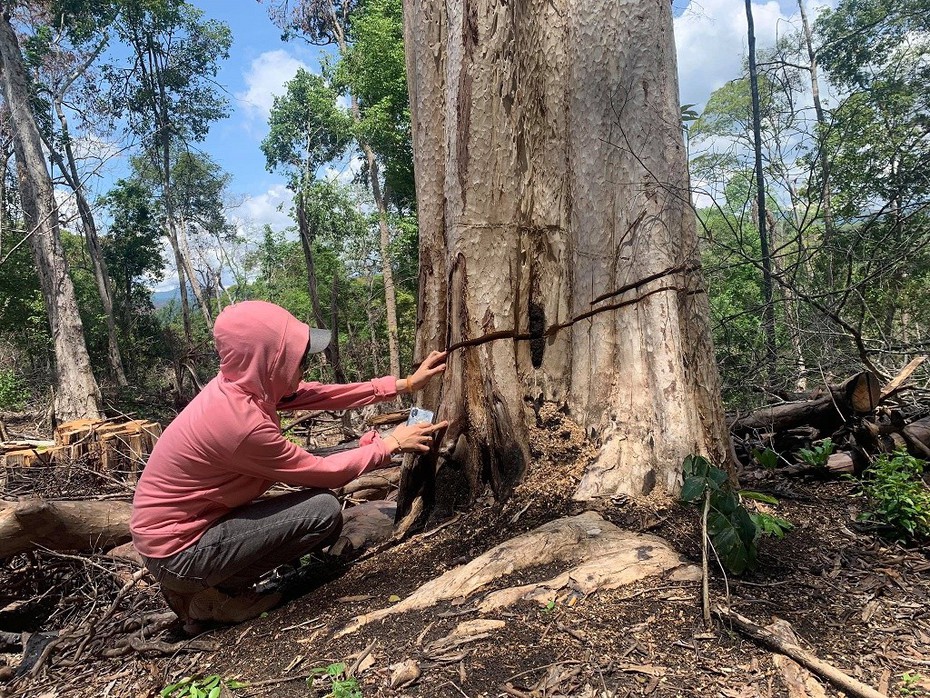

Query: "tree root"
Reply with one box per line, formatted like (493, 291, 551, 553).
(336, 511, 698, 637)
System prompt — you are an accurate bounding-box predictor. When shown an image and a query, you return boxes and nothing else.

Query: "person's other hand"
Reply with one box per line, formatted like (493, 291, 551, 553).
(405, 350, 447, 392)
(384, 420, 449, 454)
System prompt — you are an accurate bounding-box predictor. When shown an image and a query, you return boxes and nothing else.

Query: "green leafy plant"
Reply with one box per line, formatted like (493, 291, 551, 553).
(797, 438, 834, 469)
(160, 674, 246, 698)
(0, 369, 29, 410)
(681, 455, 793, 574)
(858, 451, 930, 540)
(751, 447, 780, 470)
(751, 511, 794, 539)
(307, 662, 362, 698)
(900, 671, 924, 696)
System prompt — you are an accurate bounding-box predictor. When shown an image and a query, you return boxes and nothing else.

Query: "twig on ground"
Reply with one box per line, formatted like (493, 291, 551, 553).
(701, 489, 711, 626)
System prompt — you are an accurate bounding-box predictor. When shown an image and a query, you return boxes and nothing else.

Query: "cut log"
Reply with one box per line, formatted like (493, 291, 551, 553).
(731, 372, 880, 434)
(336, 511, 698, 637)
(2, 419, 161, 485)
(0, 499, 132, 559)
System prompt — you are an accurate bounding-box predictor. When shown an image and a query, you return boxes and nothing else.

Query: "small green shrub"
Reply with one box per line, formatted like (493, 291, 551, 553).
(681, 455, 793, 574)
(0, 369, 29, 410)
(859, 450, 930, 539)
(751, 447, 780, 470)
(797, 438, 834, 469)
(160, 674, 246, 698)
(307, 662, 362, 698)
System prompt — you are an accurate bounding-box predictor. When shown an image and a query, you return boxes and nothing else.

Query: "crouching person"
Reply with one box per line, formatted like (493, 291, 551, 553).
(130, 300, 447, 633)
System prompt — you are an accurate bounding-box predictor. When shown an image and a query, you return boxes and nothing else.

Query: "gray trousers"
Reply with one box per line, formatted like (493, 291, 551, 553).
(143, 489, 343, 593)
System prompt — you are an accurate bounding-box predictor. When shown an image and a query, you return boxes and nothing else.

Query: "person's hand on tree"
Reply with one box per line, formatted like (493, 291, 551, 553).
(399, 350, 447, 393)
(382, 420, 449, 454)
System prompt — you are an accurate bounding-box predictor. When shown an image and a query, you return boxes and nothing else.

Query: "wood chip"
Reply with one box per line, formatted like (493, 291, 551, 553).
(389, 659, 421, 688)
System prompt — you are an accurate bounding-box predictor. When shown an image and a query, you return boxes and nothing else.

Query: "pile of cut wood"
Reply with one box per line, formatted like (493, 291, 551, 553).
(0, 418, 162, 490)
(731, 359, 930, 475)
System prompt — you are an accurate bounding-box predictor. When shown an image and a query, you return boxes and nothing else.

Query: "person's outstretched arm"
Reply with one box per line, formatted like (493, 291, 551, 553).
(278, 351, 448, 411)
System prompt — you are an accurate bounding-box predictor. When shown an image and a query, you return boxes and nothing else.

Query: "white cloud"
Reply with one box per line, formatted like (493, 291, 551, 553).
(229, 183, 295, 239)
(674, 0, 837, 109)
(235, 50, 309, 124)
(323, 155, 364, 186)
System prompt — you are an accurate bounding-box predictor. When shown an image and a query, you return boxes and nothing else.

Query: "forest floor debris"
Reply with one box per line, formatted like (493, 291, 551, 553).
(0, 406, 929, 697)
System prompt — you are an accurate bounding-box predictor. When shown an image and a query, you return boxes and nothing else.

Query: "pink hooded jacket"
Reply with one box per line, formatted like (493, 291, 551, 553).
(131, 301, 397, 558)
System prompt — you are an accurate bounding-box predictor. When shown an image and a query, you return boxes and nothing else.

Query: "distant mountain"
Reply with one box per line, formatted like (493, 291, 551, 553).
(151, 287, 181, 308)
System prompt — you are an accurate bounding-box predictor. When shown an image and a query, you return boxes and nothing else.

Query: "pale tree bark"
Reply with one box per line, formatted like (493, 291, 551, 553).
(400, 0, 730, 519)
(797, 0, 835, 263)
(175, 213, 213, 330)
(0, 10, 102, 421)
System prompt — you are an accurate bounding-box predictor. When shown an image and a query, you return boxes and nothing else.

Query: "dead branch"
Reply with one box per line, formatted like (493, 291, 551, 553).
(714, 606, 887, 698)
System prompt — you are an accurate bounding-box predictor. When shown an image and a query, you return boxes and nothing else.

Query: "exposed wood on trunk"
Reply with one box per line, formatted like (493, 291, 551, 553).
(0, 499, 132, 559)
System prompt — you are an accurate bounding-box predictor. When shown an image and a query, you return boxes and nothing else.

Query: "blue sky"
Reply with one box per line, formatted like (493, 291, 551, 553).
(132, 0, 835, 290)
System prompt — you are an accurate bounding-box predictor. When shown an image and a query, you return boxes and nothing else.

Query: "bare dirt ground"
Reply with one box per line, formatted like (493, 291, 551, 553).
(1, 407, 929, 698)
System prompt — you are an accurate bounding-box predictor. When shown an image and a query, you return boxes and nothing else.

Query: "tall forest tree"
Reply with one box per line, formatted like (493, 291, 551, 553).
(22, 12, 132, 387)
(0, 7, 102, 420)
(262, 68, 351, 382)
(101, 0, 231, 344)
(399, 0, 730, 521)
(266, 0, 411, 381)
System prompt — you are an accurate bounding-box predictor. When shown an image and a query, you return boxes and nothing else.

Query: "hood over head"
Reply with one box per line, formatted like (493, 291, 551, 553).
(214, 301, 312, 404)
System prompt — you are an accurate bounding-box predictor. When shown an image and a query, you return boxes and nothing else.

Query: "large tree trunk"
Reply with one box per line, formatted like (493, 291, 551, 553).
(400, 0, 729, 520)
(0, 10, 102, 421)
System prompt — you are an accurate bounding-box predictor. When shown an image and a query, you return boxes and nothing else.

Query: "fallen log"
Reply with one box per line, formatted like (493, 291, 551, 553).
(731, 372, 880, 435)
(0, 499, 132, 559)
(767, 618, 828, 698)
(335, 467, 401, 498)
